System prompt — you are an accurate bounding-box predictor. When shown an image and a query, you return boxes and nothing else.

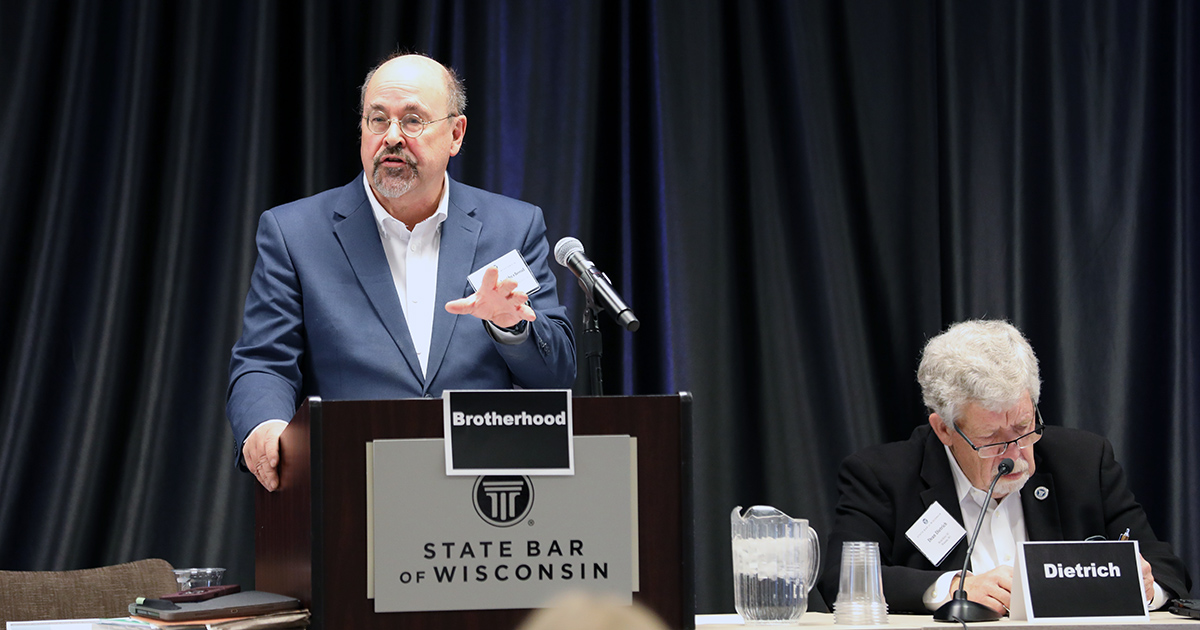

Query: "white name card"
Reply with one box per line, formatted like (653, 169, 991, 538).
(905, 501, 966, 567)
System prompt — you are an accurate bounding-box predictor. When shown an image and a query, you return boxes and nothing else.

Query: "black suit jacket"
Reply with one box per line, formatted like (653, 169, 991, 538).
(817, 424, 1191, 613)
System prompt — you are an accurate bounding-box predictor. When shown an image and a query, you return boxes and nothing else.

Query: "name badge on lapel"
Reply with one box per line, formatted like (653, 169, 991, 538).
(905, 501, 966, 567)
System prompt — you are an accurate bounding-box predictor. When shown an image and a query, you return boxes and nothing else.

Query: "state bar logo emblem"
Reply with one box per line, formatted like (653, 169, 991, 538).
(472, 475, 534, 527)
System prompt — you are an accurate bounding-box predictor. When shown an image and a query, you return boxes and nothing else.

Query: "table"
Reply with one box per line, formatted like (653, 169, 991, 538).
(695, 611, 1197, 629)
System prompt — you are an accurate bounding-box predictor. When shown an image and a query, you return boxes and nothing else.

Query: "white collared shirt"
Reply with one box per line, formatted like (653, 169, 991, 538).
(924, 446, 1028, 609)
(923, 447, 1166, 610)
(946, 444, 1028, 574)
(362, 172, 449, 377)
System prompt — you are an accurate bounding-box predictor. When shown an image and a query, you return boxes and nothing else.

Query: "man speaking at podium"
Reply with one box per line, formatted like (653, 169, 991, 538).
(227, 53, 576, 491)
(818, 320, 1190, 614)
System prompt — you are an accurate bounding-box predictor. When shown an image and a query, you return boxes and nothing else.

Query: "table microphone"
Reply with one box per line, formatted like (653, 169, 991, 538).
(933, 457, 1015, 623)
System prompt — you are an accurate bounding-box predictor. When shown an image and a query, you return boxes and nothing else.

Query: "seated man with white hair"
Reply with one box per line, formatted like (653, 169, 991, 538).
(817, 319, 1191, 614)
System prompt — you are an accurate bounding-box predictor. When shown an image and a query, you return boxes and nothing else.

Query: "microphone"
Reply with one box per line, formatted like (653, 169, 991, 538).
(933, 457, 1015, 623)
(553, 237, 640, 331)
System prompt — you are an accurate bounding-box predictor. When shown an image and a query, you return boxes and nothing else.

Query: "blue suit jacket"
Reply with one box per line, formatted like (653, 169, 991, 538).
(226, 175, 576, 447)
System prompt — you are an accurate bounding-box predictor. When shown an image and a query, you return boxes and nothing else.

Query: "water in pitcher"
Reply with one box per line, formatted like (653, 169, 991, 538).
(734, 570, 807, 622)
(730, 507, 820, 625)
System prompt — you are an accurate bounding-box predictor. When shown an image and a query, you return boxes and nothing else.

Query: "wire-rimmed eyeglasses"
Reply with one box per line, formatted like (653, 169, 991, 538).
(362, 112, 456, 138)
(953, 406, 1045, 458)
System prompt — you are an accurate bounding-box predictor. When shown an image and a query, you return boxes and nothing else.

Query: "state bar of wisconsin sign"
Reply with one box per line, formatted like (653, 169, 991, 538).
(371, 437, 633, 612)
(444, 389, 573, 476)
(1010, 540, 1148, 622)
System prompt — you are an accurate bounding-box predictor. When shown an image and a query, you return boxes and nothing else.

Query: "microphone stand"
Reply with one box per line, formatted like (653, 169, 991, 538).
(582, 300, 604, 396)
(933, 459, 1014, 623)
(554, 238, 638, 397)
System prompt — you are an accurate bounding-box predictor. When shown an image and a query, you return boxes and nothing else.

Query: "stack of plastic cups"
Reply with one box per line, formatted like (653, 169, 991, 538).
(833, 541, 888, 625)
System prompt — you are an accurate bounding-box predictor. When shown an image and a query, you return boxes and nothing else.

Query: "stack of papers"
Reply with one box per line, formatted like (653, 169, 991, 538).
(92, 610, 309, 630)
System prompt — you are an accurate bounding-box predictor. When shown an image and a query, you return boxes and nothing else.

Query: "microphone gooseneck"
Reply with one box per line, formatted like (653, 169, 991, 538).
(932, 457, 1016, 623)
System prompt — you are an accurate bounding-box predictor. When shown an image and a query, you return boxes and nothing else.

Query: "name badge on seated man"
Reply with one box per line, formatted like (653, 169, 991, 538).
(1010, 540, 1148, 622)
(905, 501, 966, 567)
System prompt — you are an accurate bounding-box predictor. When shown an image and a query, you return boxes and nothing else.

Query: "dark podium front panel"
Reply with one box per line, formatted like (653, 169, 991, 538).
(256, 394, 694, 630)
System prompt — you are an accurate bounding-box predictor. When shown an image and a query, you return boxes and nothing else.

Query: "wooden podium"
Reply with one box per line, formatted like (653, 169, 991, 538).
(255, 394, 694, 630)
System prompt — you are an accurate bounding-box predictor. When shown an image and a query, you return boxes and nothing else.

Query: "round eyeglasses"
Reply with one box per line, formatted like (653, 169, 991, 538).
(362, 112, 456, 138)
(953, 406, 1045, 458)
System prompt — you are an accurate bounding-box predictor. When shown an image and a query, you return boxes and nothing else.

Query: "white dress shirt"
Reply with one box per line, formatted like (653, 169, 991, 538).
(363, 173, 448, 378)
(362, 173, 530, 354)
(923, 446, 1028, 609)
(923, 446, 1166, 610)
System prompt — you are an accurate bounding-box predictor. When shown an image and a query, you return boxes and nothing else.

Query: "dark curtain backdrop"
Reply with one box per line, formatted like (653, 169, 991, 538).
(1, 0, 1196, 615)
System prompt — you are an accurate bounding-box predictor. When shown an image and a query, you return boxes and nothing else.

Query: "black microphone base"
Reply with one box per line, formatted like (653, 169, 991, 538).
(933, 597, 1003, 623)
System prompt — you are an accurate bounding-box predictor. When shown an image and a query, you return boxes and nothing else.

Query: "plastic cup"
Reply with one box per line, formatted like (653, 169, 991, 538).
(833, 541, 888, 625)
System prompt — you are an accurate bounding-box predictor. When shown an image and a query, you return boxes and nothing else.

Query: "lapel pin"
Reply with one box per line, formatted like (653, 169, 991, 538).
(1034, 486, 1049, 500)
